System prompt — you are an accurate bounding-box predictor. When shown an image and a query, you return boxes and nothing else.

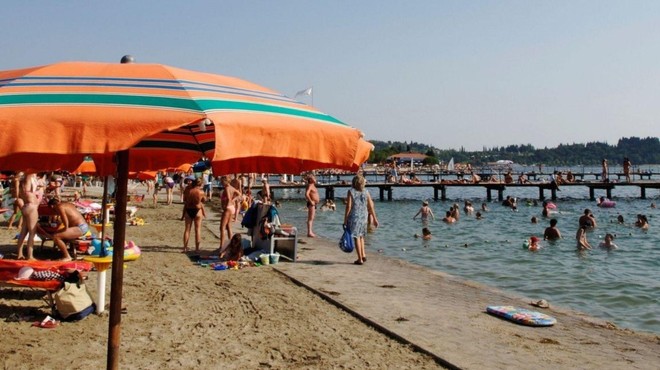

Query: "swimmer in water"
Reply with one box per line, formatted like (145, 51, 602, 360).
(599, 233, 618, 250)
(528, 236, 541, 251)
(543, 218, 562, 241)
(442, 211, 456, 224)
(635, 214, 649, 230)
(576, 225, 592, 250)
(414, 227, 432, 240)
(413, 201, 435, 221)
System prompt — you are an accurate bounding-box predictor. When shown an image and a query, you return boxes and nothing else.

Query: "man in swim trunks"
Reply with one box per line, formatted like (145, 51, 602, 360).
(305, 175, 320, 237)
(46, 198, 89, 261)
(182, 178, 206, 253)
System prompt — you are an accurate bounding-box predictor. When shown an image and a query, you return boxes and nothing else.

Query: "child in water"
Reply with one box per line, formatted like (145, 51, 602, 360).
(414, 227, 432, 240)
(527, 236, 541, 251)
(413, 201, 435, 221)
(599, 233, 618, 250)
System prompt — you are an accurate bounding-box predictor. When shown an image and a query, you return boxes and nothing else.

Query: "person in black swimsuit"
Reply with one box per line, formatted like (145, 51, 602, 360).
(182, 178, 206, 253)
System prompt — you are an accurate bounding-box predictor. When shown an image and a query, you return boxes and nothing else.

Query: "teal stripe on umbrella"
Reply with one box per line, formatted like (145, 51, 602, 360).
(0, 93, 346, 125)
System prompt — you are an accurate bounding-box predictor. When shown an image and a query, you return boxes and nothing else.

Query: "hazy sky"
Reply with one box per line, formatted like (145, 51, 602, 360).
(3, 1, 659, 151)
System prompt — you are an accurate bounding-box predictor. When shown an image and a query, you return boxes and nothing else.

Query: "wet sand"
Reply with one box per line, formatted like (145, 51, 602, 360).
(0, 187, 658, 369)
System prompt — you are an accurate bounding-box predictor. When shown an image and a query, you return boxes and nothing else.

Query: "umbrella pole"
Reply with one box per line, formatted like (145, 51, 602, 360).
(107, 150, 129, 370)
(101, 176, 108, 239)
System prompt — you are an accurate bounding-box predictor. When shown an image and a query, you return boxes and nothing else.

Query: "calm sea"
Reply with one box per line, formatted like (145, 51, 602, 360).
(270, 168, 660, 335)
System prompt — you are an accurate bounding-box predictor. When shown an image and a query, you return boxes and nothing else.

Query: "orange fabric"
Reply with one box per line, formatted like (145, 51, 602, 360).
(0, 61, 372, 174)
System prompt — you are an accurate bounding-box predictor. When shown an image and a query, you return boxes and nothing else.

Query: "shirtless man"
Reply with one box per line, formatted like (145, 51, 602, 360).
(182, 178, 206, 253)
(16, 173, 40, 260)
(543, 218, 562, 241)
(442, 211, 456, 224)
(305, 175, 320, 237)
(47, 198, 89, 261)
(578, 209, 597, 229)
(601, 159, 609, 183)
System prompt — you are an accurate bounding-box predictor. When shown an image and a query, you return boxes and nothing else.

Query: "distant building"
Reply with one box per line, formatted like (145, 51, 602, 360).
(387, 152, 428, 166)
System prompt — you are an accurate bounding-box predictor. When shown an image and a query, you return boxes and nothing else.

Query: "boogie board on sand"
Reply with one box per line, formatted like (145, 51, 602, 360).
(486, 305, 557, 327)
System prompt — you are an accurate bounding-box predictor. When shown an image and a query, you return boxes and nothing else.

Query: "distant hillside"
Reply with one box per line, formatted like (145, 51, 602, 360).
(369, 137, 660, 166)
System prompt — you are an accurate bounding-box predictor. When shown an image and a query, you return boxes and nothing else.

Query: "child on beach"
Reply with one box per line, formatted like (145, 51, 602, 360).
(599, 233, 618, 250)
(414, 227, 432, 240)
(220, 234, 244, 261)
(413, 201, 435, 221)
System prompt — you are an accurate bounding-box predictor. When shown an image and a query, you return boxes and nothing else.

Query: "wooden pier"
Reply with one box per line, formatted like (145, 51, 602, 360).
(268, 181, 660, 202)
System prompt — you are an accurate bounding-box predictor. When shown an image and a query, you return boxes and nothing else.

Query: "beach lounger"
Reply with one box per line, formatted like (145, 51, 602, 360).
(0, 260, 93, 310)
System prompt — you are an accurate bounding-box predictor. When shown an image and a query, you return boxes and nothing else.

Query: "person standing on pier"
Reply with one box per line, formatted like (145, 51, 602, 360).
(623, 157, 632, 182)
(601, 159, 609, 183)
(305, 175, 320, 237)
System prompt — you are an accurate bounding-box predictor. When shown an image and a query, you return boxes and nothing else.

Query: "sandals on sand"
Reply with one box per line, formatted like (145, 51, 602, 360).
(32, 316, 59, 329)
(530, 299, 550, 309)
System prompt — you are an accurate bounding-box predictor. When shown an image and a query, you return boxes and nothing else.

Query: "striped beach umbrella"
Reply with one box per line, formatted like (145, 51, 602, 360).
(0, 59, 372, 370)
(0, 60, 372, 174)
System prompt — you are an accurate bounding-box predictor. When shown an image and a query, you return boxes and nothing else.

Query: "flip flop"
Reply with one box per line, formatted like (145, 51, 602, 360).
(530, 299, 550, 309)
(32, 316, 59, 329)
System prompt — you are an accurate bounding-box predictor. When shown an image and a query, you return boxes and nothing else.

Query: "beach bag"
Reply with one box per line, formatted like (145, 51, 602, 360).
(54, 282, 95, 321)
(339, 225, 354, 253)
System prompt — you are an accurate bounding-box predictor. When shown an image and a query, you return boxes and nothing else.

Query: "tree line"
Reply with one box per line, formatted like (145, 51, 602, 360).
(369, 137, 660, 166)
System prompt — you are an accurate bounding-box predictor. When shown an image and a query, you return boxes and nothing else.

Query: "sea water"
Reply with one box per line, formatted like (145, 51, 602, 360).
(271, 180, 660, 335)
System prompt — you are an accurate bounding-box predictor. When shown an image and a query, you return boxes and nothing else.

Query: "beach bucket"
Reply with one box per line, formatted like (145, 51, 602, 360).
(259, 254, 270, 265)
(270, 253, 280, 264)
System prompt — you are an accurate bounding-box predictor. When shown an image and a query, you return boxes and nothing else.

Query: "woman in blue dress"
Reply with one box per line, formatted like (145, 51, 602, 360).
(343, 175, 379, 265)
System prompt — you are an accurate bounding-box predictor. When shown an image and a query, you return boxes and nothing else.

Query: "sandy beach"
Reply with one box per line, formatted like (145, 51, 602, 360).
(0, 192, 440, 370)
(1, 188, 658, 369)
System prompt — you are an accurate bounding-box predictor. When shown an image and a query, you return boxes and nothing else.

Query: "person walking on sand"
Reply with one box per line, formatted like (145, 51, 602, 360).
(45, 198, 89, 261)
(305, 174, 320, 237)
(344, 175, 378, 265)
(182, 178, 206, 253)
(219, 176, 240, 249)
(413, 201, 435, 221)
(16, 173, 40, 260)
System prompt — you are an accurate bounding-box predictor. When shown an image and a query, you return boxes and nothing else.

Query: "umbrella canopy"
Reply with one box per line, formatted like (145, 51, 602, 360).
(0, 61, 371, 174)
(0, 59, 372, 370)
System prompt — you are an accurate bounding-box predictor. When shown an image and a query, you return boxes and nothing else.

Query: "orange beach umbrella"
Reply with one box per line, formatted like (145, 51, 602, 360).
(0, 59, 372, 370)
(0, 61, 371, 174)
